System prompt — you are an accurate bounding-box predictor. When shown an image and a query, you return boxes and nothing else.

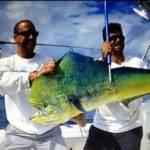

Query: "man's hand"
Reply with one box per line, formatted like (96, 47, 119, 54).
(38, 60, 58, 76)
(71, 113, 86, 127)
(29, 60, 58, 86)
(101, 41, 114, 62)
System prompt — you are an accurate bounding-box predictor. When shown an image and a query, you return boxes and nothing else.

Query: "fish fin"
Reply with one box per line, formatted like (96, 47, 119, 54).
(68, 96, 86, 113)
(57, 57, 63, 64)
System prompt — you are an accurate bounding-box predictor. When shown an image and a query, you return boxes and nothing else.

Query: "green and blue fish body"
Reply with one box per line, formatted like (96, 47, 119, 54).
(29, 52, 150, 125)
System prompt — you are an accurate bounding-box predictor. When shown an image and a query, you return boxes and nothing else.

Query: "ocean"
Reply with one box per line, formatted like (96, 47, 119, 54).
(0, 95, 95, 129)
(0, 96, 9, 129)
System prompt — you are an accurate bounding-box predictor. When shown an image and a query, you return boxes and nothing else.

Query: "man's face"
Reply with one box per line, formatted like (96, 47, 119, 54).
(109, 32, 125, 55)
(14, 21, 38, 53)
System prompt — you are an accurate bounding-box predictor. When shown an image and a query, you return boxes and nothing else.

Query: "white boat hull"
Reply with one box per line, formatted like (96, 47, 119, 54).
(61, 123, 91, 150)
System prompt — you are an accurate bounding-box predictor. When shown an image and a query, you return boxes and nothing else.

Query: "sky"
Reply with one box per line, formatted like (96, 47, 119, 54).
(0, 1, 150, 60)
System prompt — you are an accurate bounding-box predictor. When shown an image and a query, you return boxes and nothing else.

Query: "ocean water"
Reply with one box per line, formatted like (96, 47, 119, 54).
(0, 96, 9, 129)
(0, 95, 95, 129)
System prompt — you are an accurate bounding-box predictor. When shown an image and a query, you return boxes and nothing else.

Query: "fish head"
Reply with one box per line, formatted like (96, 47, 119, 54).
(30, 100, 72, 126)
(29, 75, 73, 126)
(30, 95, 73, 126)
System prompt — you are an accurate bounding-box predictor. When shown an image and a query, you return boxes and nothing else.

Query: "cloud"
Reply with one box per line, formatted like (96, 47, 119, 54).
(0, 1, 150, 60)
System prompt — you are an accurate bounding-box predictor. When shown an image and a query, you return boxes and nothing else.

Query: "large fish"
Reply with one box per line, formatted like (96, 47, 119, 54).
(29, 52, 150, 125)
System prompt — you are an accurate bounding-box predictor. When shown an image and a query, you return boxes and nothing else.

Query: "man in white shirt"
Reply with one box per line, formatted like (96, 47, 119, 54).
(84, 23, 145, 150)
(0, 19, 85, 150)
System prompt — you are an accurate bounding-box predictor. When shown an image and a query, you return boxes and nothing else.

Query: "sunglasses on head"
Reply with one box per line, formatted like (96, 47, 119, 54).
(16, 30, 39, 38)
(109, 35, 125, 42)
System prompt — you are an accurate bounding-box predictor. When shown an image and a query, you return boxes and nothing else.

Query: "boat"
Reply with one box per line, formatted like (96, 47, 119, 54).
(61, 123, 91, 150)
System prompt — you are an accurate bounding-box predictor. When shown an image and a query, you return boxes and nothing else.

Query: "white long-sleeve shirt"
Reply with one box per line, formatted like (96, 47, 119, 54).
(93, 56, 147, 133)
(0, 53, 56, 134)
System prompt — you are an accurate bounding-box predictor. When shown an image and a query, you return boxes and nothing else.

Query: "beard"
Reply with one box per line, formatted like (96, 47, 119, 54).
(113, 48, 124, 56)
(112, 43, 124, 55)
(23, 41, 36, 52)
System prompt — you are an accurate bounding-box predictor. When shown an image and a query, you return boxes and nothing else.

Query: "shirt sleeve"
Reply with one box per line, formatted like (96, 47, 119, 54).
(0, 58, 30, 95)
(126, 57, 147, 68)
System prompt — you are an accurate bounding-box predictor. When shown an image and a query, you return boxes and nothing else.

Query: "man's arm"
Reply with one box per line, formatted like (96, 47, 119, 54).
(101, 41, 113, 62)
(0, 59, 58, 95)
(0, 71, 30, 95)
(29, 60, 58, 86)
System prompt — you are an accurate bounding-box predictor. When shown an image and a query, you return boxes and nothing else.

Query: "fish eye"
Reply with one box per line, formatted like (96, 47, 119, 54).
(43, 103, 48, 108)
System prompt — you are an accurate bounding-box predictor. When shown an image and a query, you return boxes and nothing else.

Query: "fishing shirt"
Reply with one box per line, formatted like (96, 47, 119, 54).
(0, 53, 57, 134)
(93, 55, 147, 133)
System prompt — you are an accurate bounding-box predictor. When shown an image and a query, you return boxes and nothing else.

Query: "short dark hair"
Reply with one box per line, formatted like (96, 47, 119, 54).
(14, 19, 35, 34)
(102, 23, 123, 41)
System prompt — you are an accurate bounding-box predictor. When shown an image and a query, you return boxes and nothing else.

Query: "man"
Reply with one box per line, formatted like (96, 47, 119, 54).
(84, 23, 145, 150)
(0, 19, 85, 150)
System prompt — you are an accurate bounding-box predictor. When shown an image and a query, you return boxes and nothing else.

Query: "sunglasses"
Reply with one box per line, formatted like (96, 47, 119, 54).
(109, 35, 125, 42)
(16, 30, 39, 38)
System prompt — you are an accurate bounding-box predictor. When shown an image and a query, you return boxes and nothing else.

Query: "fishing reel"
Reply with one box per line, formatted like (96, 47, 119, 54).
(133, 0, 150, 21)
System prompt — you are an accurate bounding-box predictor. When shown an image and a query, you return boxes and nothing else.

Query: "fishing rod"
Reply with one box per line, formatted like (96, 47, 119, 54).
(0, 40, 100, 51)
(141, 44, 150, 61)
(104, 0, 112, 83)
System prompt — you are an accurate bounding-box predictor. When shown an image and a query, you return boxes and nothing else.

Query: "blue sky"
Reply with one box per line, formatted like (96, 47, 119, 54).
(0, 1, 150, 60)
